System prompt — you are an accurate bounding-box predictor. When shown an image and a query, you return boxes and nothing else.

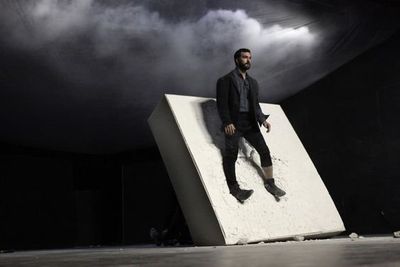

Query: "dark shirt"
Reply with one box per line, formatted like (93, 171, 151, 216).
(234, 68, 250, 112)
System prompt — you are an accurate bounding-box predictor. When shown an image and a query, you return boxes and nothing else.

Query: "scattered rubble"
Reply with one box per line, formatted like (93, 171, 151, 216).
(236, 238, 249, 245)
(394, 231, 400, 238)
(349, 232, 359, 241)
(293, 236, 305, 241)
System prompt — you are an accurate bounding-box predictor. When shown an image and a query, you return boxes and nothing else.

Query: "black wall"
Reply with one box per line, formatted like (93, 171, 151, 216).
(281, 30, 400, 234)
(0, 144, 176, 250)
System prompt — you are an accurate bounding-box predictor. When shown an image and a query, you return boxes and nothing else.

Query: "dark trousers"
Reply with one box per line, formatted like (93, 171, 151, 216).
(223, 112, 272, 188)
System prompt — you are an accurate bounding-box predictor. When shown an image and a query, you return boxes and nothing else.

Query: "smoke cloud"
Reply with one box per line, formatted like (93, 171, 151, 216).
(1, 0, 397, 153)
(0, 0, 321, 152)
(6, 0, 317, 101)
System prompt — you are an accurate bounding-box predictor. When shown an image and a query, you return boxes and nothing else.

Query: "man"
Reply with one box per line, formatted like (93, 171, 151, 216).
(216, 48, 286, 203)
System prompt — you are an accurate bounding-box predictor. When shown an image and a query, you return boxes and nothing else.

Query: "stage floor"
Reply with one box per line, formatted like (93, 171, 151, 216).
(1, 236, 400, 266)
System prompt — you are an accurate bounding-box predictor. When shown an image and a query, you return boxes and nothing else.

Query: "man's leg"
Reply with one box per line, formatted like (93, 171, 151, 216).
(223, 131, 240, 188)
(223, 131, 254, 203)
(244, 130, 286, 197)
(263, 165, 273, 179)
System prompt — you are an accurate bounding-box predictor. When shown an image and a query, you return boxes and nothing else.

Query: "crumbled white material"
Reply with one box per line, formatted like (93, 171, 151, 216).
(293, 236, 305, 241)
(157, 94, 345, 245)
(394, 231, 400, 238)
(349, 232, 359, 241)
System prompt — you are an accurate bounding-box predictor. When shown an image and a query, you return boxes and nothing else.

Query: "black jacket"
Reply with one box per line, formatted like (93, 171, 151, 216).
(216, 70, 268, 130)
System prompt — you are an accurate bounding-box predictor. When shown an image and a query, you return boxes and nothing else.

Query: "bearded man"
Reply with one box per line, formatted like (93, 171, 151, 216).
(216, 48, 286, 203)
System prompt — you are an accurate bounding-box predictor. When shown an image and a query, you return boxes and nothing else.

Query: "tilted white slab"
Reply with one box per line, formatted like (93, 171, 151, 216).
(148, 94, 345, 246)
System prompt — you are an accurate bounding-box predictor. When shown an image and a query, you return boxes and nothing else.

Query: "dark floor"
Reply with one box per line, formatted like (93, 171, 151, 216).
(1, 236, 400, 267)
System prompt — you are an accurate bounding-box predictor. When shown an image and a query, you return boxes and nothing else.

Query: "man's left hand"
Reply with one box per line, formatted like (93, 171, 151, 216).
(263, 120, 271, 133)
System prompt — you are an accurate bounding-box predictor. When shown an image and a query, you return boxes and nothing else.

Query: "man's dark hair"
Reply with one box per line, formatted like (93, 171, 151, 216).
(234, 48, 251, 66)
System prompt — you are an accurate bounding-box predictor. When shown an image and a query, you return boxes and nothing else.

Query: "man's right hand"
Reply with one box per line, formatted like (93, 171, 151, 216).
(224, 124, 236, 136)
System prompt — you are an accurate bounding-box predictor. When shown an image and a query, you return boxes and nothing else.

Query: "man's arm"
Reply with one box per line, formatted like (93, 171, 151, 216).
(254, 80, 269, 126)
(216, 77, 233, 127)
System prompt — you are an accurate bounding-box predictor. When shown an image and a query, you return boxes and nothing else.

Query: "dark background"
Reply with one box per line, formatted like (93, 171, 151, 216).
(1, 0, 400, 250)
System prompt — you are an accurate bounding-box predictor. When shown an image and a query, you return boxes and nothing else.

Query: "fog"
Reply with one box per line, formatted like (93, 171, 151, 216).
(5, 0, 317, 100)
(0, 0, 398, 153)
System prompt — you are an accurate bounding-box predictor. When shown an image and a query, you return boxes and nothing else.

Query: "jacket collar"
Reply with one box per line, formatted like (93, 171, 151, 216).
(229, 68, 252, 94)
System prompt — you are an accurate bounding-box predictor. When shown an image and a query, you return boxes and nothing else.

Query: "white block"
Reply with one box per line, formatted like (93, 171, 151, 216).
(148, 94, 345, 246)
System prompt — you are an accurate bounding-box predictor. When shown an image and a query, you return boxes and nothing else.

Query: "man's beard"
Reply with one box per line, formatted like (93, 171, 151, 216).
(238, 61, 251, 71)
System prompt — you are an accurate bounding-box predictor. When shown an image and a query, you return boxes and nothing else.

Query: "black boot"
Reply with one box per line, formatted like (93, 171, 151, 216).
(229, 184, 254, 203)
(264, 178, 286, 197)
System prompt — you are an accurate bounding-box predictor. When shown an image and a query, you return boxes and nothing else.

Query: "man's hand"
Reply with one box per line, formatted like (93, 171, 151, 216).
(262, 120, 271, 133)
(224, 124, 236, 136)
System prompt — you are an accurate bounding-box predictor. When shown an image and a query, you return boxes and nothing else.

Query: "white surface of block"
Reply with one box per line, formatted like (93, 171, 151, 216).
(148, 94, 345, 245)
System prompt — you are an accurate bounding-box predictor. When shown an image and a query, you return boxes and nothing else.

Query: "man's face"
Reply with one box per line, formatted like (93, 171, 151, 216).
(236, 52, 252, 71)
